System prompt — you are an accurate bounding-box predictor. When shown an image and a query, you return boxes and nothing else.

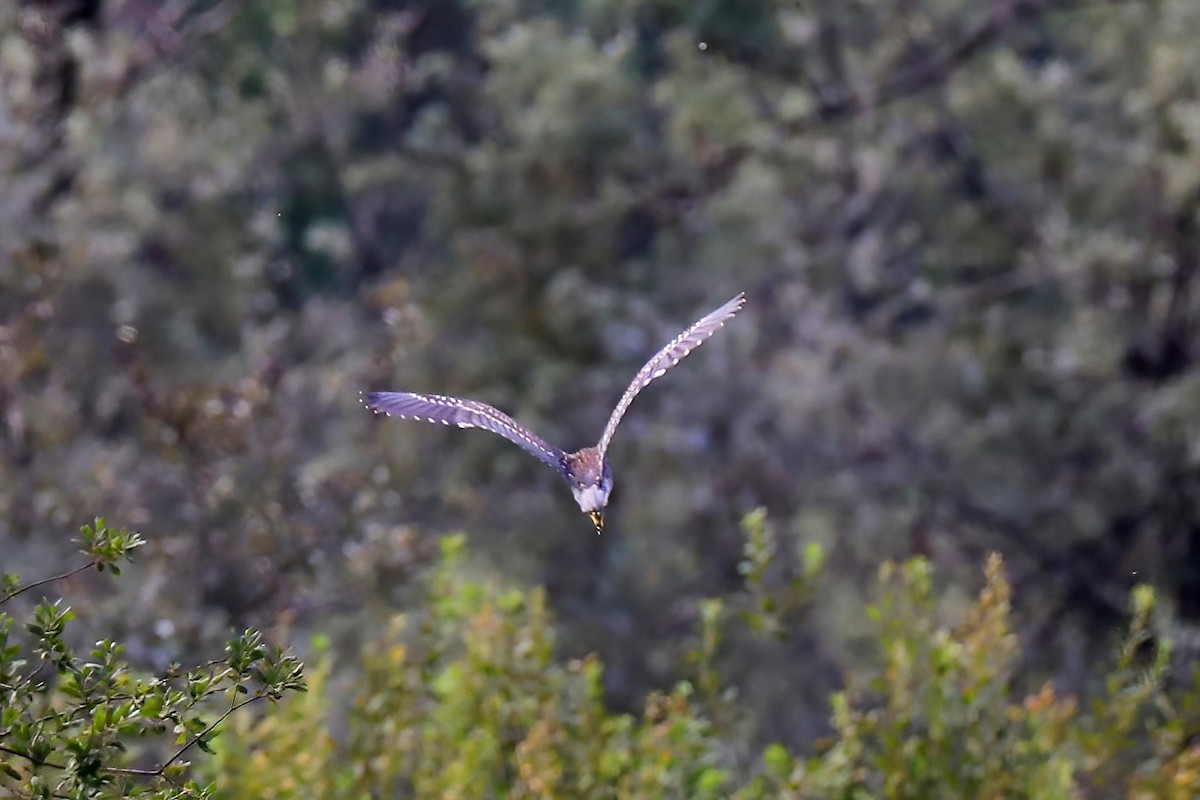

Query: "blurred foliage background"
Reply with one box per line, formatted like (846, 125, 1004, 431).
(3, 0, 1200, 788)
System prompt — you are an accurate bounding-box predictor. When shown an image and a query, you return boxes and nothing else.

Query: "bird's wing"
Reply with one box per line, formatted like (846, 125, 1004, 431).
(596, 292, 746, 459)
(362, 391, 564, 469)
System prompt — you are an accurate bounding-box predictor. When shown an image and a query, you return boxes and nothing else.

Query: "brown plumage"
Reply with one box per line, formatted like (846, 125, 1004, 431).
(363, 292, 746, 533)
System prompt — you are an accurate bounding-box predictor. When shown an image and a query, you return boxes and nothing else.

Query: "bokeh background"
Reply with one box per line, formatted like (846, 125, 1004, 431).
(3, 0, 1200, 759)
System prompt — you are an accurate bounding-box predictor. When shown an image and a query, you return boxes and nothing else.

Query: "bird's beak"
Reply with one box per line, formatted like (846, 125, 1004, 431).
(588, 510, 604, 535)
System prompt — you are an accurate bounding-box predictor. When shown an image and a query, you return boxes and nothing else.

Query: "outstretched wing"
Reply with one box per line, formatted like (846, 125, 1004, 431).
(597, 292, 746, 459)
(362, 391, 564, 469)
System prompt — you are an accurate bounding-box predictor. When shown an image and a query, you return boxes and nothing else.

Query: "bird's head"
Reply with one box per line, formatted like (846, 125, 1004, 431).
(563, 448, 613, 534)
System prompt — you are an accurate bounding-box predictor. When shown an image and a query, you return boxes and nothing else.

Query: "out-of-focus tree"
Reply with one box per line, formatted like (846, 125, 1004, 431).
(2, 0, 1199, 749)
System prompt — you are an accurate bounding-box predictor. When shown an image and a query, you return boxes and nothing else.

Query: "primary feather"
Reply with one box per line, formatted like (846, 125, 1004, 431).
(361, 391, 564, 468)
(596, 292, 745, 459)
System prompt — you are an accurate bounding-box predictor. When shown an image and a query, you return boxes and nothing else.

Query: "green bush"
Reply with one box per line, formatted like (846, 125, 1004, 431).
(0, 520, 306, 799)
(208, 520, 1200, 799)
(211, 534, 729, 799)
(7, 517, 1197, 798)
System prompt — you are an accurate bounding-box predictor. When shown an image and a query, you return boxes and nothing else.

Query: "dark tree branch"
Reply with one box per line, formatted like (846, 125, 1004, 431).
(0, 743, 69, 771)
(113, 0, 249, 93)
(812, 0, 1064, 123)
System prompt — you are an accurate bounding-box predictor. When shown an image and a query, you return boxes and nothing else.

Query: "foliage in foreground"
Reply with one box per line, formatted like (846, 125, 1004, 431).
(210, 533, 1200, 799)
(0, 520, 306, 800)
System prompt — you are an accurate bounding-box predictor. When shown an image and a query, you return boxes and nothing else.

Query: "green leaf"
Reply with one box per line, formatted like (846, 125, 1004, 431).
(763, 742, 791, 777)
(694, 766, 726, 794)
(802, 540, 825, 577)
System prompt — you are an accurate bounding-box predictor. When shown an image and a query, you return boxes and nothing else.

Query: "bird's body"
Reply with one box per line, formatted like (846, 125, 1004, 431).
(363, 292, 745, 533)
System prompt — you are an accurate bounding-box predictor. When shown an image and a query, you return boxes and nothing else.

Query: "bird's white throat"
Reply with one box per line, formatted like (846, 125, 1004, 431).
(572, 484, 607, 512)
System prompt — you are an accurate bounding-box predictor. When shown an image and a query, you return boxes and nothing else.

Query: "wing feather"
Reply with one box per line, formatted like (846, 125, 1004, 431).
(362, 391, 564, 469)
(597, 292, 746, 458)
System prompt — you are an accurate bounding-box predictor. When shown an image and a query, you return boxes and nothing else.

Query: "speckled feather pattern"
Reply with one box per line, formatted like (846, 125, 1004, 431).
(361, 391, 564, 469)
(596, 292, 745, 459)
(561, 448, 604, 487)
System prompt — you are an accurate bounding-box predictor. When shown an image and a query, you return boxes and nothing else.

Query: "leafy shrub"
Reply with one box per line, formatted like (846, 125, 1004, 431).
(0, 520, 305, 799)
(209, 520, 1200, 799)
(749, 556, 1200, 799)
(211, 534, 729, 799)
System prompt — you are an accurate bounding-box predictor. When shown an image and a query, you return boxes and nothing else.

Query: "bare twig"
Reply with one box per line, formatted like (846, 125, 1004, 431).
(0, 561, 97, 607)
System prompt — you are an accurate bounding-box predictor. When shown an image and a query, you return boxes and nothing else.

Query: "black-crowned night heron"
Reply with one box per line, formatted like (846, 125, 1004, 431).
(363, 292, 745, 533)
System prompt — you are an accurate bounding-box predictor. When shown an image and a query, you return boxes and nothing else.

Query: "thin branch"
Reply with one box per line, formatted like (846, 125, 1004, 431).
(0, 743, 69, 771)
(105, 692, 267, 777)
(0, 561, 97, 607)
(114, 0, 249, 93)
(810, 0, 1065, 124)
(187, 0, 246, 37)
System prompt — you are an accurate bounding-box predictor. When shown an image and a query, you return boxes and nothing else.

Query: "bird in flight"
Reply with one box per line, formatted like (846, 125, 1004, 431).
(363, 292, 746, 534)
